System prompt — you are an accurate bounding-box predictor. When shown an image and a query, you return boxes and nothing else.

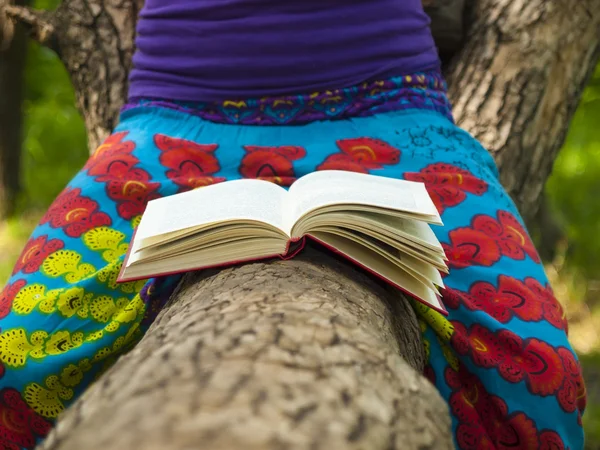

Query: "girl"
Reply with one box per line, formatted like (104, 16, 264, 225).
(0, 0, 586, 448)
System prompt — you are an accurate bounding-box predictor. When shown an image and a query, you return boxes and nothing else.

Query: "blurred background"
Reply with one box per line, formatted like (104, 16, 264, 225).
(1, 0, 599, 447)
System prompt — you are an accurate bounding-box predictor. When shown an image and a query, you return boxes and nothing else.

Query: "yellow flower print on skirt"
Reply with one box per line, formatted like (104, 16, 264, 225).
(0, 134, 182, 449)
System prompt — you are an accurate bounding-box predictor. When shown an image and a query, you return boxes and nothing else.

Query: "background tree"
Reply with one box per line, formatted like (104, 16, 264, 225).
(1, 0, 599, 448)
(0, 0, 28, 218)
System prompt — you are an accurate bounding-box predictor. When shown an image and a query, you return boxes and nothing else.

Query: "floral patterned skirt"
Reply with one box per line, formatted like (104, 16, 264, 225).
(0, 71, 585, 449)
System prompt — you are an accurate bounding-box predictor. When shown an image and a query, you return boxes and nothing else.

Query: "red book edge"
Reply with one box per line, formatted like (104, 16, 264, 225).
(118, 231, 448, 317)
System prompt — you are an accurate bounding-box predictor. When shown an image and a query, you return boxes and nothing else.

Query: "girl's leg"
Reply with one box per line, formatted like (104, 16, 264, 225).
(284, 107, 586, 448)
(395, 121, 586, 449)
(0, 129, 183, 449)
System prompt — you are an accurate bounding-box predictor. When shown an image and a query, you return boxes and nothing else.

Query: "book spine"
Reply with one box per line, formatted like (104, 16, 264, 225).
(279, 237, 307, 260)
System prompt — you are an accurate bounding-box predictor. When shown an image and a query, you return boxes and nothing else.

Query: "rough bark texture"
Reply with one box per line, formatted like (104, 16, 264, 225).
(5, 0, 143, 152)
(0, 0, 27, 218)
(38, 247, 453, 450)
(446, 0, 600, 222)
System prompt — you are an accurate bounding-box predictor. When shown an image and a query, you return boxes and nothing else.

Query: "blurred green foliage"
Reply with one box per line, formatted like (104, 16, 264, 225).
(546, 65, 600, 280)
(17, 0, 88, 212)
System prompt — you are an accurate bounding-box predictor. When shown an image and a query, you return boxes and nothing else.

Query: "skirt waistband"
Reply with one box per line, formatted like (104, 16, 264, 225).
(121, 70, 454, 126)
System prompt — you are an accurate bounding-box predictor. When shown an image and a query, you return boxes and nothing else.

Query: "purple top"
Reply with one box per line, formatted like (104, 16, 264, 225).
(128, 0, 440, 102)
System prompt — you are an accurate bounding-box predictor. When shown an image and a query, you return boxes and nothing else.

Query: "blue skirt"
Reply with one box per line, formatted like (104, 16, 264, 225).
(0, 72, 585, 449)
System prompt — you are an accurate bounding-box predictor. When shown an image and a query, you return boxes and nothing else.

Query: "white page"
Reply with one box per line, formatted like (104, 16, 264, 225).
(133, 179, 288, 244)
(310, 211, 443, 251)
(351, 212, 443, 251)
(310, 231, 444, 311)
(286, 171, 440, 232)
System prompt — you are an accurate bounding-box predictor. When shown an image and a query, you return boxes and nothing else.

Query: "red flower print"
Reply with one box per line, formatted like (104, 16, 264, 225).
(501, 338, 565, 396)
(442, 211, 540, 270)
(239, 145, 306, 186)
(84, 132, 162, 220)
(41, 187, 111, 237)
(539, 430, 567, 450)
(12, 236, 64, 275)
(337, 138, 401, 167)
(155, 135, 225, 192)
(451, 276, 548, 324)
(455, 422, 494, 450)
(450, 322, 585, 413)
(0, 387, 52, 450)
(317, 137, 401, 172)
(447, 277, 568, 330)
(444, 365, 569, 450)
(317, 153, 370, 173)
(462, 323, 507, 369)
(556, 347, 586, 414)
(105, 172, 162, 220)
(524, 279, 568, 331)
(444, 365, 487, 424)
(423, 365, 436, 385)
(471, 214, 504, 237)
(496, 211, 540, 263)
(442, 227, 502, 269)
(87, 154, 141, 183)
(473, 212, 540, 263)
(492, 410, 539, 450)
(444, 366, 505, 449)
(441, 287, 462, 309)
(0, 280, 25, 319)
(449, 321, 471, 355)
(84, 131, 137, 178)
(404, 163, 488, 214)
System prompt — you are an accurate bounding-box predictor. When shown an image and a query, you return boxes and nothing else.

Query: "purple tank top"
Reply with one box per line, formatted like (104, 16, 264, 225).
(128, 0, 440, 102)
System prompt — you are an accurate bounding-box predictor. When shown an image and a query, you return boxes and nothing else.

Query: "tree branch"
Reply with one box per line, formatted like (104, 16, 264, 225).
(38, 246, 453, 450)
(3, 4, 57, 51)
(0, 0, 13, 50)
(446, 0, 600, 222)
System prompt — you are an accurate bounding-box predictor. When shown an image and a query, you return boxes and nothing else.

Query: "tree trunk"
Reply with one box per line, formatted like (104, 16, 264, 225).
(38, 247, 454, 450)
(446, 0, 600, 223)
(0, 0, 28, 218)
(1, 0, 599, 448)
(5, 0, 143, 152)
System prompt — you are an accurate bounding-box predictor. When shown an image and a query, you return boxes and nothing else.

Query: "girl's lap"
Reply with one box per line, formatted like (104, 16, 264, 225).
(0, 106, 585, 449)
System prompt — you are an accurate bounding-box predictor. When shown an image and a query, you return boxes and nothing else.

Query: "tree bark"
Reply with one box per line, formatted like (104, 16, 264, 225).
(4, 0, 143, 152)
(0, 0, 28, 218)
(1, 0, 599, 448)
(446, 0, 600, 222)
(38, 247, 454, 450)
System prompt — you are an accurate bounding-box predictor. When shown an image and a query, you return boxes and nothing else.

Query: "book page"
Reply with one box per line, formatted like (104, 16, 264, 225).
(286, 170, 440, 233)
(134, 179, 289, 244)
(356, 211, 443, 251)
(309, 232, 445, 312)
(121, 237, 287, 281)
(303, 211, 443, 252)
(309, 226, 444, 289)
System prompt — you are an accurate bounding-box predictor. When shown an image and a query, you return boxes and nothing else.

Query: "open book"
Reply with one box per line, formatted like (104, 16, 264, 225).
(118, 170, 449, 314)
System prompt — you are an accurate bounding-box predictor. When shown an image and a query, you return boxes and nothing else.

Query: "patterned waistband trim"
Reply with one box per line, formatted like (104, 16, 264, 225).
(122, 70, 454, 125)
